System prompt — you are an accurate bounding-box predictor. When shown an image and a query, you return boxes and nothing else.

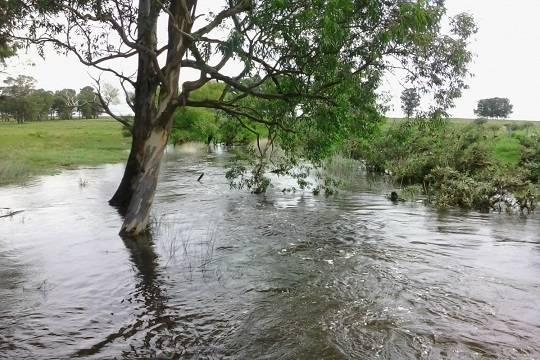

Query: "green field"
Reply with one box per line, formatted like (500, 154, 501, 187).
(390, 117, 540, 126)
(448, 118, 540, 126)
(0, 119, 130, 184)
(389, 117, 540, 166)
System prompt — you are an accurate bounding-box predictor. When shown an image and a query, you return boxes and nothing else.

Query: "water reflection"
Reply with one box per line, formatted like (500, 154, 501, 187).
(74, 232, 172, 358)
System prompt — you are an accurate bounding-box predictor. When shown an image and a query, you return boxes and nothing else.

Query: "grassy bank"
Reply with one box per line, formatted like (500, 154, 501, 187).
(390, 117, 540, 126)
(0, 119, 130, 185)
(347, 119, 540, 212)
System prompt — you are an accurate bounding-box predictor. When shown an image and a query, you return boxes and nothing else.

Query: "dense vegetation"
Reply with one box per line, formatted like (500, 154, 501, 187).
(0, 75, 103, 123)
(347, 119, 539, 212)
(1, 113, 538, 216)
(170, 82, 265, 146)
(2, 0, 479, 235)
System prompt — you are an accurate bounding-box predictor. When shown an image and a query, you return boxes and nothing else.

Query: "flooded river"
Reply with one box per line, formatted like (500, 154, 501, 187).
(1, 146, 539, 359)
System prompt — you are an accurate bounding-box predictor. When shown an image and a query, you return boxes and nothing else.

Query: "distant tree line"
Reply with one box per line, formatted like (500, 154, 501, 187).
(0, 75, 103, 123)
(474, 97, 513, 119)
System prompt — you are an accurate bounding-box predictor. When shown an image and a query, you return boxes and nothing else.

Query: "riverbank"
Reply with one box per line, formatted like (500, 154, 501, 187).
(0, 119, 130, 185)
(2, 117, 539, 213)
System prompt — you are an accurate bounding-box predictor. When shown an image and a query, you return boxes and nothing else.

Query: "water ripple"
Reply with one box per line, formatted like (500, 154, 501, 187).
(0, 147, 539, 359)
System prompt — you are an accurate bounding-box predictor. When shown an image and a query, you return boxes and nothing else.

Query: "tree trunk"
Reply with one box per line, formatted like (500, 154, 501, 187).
(109, 0, 190, 236)
(110, 99, 179, 236)
(110, 96, 176, 235)
(109, 140, 140, 209)
(119, 124, 172, 235)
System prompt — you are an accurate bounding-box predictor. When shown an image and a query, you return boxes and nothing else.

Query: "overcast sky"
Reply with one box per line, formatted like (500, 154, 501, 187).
(4, 0, 540, 120)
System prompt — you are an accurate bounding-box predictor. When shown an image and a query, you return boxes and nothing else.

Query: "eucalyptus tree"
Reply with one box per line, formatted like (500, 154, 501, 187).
(1, 74, 35, 98)
(401, 88, 421, 119)
(28, 89, 55, 120)
(77, 86, 103, 118)
(54, 89, 78, 119)
(0, 75, 37, 122)
(5, 0, 476, 235)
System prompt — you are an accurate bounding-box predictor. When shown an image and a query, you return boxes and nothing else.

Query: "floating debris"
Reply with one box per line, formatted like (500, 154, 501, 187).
(0, 209, 25, 219)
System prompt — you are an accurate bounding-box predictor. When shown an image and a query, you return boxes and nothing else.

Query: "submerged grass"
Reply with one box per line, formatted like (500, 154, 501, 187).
(0, 119, 130, 184)
(323, 155, 363, 185)
(151, 215, 220, 281)
(0, 160, 32, 184)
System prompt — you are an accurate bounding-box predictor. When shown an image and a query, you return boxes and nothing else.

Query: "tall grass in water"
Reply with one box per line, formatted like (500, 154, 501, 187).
(0, 161, 32, 185)
(323, 155, 363, 185)
(151, 216, 220, 281)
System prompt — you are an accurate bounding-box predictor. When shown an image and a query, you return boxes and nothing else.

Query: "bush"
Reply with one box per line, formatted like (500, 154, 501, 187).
(425, 167, 492, 210)
(171, 108, 264, 146)
(517, 132, 540, 183)
(424, 166, 535, 212)
(0, 160, 32, 184)
(344, 119, 539, 212)
(172, 107, 219, 144)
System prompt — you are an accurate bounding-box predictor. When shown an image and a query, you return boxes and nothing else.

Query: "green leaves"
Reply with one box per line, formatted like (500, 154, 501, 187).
(271, 0, 288, 9)
(5, 0, 478, 195)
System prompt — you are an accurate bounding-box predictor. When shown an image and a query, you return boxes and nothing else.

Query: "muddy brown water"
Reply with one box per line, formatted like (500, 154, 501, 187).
(1, 145, 539, 359)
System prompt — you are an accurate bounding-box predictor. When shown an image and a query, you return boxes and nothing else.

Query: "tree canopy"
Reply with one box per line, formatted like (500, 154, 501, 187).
(400, 88, 421, 119)
(0, 75, 103, 122)
(77, 86, 103, 119)
(474, 97, 513, 119)
(0, 2, 16, 63)
(2, 0, 477, 235)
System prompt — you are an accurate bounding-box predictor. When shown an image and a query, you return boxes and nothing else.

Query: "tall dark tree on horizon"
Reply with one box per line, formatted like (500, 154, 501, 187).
(474, 97, 513, 119)
(400, 88, 421, 119)
(3, 0, 477, 236)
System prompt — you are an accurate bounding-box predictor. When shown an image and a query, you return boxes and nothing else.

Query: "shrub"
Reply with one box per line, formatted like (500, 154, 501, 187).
(425, 167, 492, 210)
(344, 119, 538, 212)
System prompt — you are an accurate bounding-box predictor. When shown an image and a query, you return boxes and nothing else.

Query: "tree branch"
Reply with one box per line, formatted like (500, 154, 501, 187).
(92, 75, 133, 134)
(193, 0, 252, 37)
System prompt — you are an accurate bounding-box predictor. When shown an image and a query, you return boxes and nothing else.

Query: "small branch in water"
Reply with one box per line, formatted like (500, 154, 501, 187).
(0, 210, 24, 219)
(197, 173, 204, 182)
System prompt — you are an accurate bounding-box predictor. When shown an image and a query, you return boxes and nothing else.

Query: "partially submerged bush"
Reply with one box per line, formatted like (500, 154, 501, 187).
(347, 120, 539, 213)
(425, 166, 535, 213)
(425, 167, 492, 210)
(323, 155, 363, 185)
